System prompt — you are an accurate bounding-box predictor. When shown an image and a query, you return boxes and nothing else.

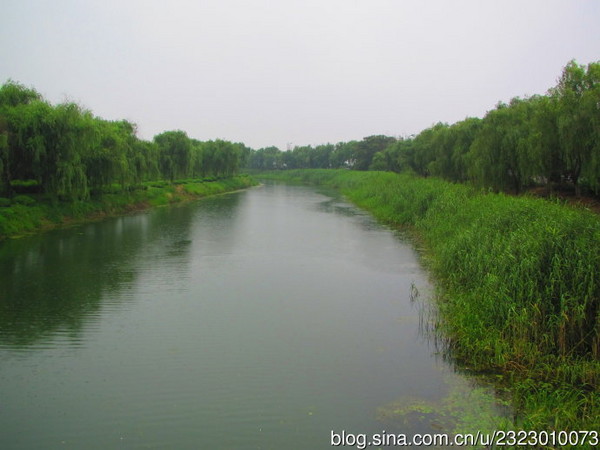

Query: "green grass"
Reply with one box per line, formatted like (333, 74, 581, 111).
(260, 169, 600, 433)
(0, 175, 257, 240)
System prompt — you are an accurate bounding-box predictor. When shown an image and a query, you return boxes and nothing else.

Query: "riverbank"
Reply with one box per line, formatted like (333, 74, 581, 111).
(260, 169, 600, 433)
(0, 175, 257, 240)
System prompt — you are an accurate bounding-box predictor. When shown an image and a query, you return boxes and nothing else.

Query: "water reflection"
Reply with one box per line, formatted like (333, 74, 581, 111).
(0, 222, 141, 348)
(0, 196, 242, 349)
(0, 184, 510, 449)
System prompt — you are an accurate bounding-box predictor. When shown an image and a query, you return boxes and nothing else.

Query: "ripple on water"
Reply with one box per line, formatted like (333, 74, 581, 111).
(0, 183, 512, 449)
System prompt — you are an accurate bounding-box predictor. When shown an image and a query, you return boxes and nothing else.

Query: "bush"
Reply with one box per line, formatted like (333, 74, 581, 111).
(10, 179, 42, 194)
(146, 181, 168, 188)
(12, 195, 36, 205)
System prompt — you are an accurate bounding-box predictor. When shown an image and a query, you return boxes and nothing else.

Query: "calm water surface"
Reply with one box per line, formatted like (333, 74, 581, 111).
(0, 183, 507, 449)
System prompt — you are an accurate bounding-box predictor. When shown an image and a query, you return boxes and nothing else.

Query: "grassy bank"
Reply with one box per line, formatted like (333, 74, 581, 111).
(261, 169, 600, 432)
(0, 175, 257, 240)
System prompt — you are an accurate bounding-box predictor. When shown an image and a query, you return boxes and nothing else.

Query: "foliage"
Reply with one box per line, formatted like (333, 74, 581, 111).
(154, 130, 191, 182)
(0, 176, 256, 239)
(12, 195, 35, 205)
(353, 135, 397, 170)
(0, 80, 247, 200)
(191, 139, 245, 178)
(247, 60, 600, 198)
(246, 141, 359, 170)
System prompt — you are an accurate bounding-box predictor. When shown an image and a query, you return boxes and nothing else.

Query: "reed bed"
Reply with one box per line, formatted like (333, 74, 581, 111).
(262, 169, 600, 431)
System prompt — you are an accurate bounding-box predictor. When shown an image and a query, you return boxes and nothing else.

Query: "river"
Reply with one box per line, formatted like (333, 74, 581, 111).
(0, 182, 508, 449)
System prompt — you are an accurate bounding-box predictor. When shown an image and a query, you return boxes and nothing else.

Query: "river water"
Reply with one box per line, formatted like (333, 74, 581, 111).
(0, 182, 508, 449)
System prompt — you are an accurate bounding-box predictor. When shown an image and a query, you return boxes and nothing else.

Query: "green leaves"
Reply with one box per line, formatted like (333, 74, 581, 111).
(0, 80, 247, 200)
(0, 80, 41, 108)
(551, 60, 600, 194)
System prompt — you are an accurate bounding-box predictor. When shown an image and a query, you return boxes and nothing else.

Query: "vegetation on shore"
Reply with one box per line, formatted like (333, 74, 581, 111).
(0, 79, 257, 240)
(0, 81, 252, 202)
(0, 175, 256, 240)
(260, 169, 600, 432)
(2, 58, 598, 435)
(247, 60, 600, 200)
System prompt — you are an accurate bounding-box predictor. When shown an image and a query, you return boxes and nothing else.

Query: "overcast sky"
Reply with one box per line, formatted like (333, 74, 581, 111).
(1, 0, 598, 149)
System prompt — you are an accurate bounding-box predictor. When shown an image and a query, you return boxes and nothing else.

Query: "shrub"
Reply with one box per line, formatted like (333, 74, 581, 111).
(12, 195, 36, 205)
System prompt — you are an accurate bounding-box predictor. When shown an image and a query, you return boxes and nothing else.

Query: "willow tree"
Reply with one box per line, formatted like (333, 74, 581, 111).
(528, 95, 562, 185)
(409, 124, 447, 177)
(0, 117, 7, 195)
(0, 100, 53, 195)
(43, 103, 94, 200)
(0, 81, 44, 196)
(0, 80, 41, 108)
(201, 140, 241, 176)
(447, 117, 481, 183)
(468, 99, 536, 193)
(551, 60, 600, 195)
(217, 140, 241, 176)
(85, 120, 138, 193)
(367, 138, 412, 173)
(134, 140, 160, 182)
(586, 62, 600, 193)
(246, 146, 283, 170)
(422, 123, 454, 179)
(154, 130, 191, 181)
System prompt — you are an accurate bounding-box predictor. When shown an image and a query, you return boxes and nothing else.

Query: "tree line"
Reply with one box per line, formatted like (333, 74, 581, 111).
(247, 60, 600, 196)
(0, 82, 249, 200)
(2, 60, 597, 200)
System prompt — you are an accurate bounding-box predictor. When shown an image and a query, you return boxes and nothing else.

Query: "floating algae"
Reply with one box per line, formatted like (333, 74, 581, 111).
(376, 370, 513, 438)
(376, 396, 455, 432)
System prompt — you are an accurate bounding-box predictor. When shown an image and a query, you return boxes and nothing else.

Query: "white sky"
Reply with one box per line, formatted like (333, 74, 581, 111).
(1, 0, 599, 149)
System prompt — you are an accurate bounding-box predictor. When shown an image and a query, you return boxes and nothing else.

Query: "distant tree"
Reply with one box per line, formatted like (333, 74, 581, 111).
(353, 135, 396, 170)
(425, 123, 453, 178)
(291, 145, 313, 168)
(134, 139, 160, 182)
(247, 146, 282, 170)
(210, 140, 241, 176)
(366, 138, 405, 172)
(468, 98, 538, 193)
(0, 96, 52, 196)
(410, 124, 447, 177)
(43, 103, 94, 200)
(551, 60, 600, 195)
(154, 130, 191, 181)
(0, 80, 41, 108)
(527, 95, 562, 185)
(312, 144, 334, 168)
(2, 99, 94, 199)
(280, 148, 297, 169)
(449, 117, 481, 183)
(368, 151, 388, 171)
(236, 142, 252, 170)
(0, 115, 8, 195)
(328, 141, 356, 168)
(85, 120, 136, 192)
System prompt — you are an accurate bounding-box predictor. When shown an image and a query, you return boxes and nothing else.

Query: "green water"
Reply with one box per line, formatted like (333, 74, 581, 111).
(0, 183, 508, 449)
